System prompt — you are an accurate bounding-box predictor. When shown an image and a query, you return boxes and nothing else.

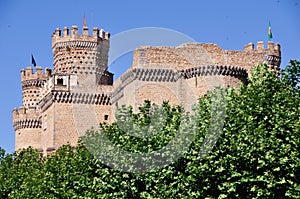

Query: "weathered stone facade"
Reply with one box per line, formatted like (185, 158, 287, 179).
(112, 42, 280, 112)
(12, 25, 281, 154)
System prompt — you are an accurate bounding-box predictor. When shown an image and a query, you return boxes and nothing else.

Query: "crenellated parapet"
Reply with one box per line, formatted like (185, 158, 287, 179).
(12, 107, 41, 131)
(51, 25, 111, 82)
(21, 66, 52, 108)
(21, 66, 51, 90)
(52, 26, 110, 50)
(243, 41, 281, 56)
(243, 41, 281, 72)
(21, 66, 52, 82)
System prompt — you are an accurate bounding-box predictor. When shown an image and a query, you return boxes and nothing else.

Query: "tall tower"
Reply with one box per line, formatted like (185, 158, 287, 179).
(13, 24, 113, 154)
(51, 25, 113, 87)
(34, 25, 114, 154)
(12, 66, 51, 150)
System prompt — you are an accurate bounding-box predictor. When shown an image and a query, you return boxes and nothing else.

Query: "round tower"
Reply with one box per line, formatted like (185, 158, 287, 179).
(21, 66, 51, 108)
(13, 66, 52, 151)
(51, 25, 113, 87)
(265, 41, 281, 74)
(243, 41, 281, 75)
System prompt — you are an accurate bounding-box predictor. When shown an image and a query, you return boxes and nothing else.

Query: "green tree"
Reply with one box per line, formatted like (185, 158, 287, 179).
(0, 147, 45, 198)
(185, 63, 300, 198)
(40, 144, 103, 198)
(281, 59, 300, 90)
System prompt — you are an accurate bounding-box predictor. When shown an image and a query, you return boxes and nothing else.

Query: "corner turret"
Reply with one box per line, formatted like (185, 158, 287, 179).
(243, 41, 281, 73)
(21, 66, 52, 108)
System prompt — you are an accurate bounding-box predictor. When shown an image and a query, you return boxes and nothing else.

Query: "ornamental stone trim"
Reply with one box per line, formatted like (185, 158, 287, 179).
(52, 41, 98, 52)
(264, 55, 281, 67)
(111, 65, 248, 103)
(22, 79, 45, 88)
(39, 91, 111, 111)
(13, 118, 42, 131)
(181, 65, 248, 79)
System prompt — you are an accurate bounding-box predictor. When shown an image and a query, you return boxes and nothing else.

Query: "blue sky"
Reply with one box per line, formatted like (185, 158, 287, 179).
(0, 0, 299, 153)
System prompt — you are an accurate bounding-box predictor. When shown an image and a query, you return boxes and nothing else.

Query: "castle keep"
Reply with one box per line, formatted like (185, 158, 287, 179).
(12, 24, 281, 154)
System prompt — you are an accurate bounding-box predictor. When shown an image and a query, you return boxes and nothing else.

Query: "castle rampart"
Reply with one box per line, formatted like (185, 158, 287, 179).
(112, 41, 280, 111)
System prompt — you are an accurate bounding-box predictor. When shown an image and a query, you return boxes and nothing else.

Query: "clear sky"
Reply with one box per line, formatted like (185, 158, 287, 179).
(0, 0, 299, 153)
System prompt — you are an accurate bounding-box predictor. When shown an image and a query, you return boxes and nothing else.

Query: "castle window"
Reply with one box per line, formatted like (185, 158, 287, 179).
(57, 78, 64, 85)
(104, 115, 109, 121)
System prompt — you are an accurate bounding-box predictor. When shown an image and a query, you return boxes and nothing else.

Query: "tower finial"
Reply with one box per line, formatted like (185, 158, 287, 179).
(83, 14, 87, 27)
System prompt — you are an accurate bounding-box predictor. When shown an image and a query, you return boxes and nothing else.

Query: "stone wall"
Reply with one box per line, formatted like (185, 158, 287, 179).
(112, 41, 280, 112)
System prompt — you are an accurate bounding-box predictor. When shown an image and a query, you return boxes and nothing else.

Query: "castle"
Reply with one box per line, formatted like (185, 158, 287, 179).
(12, 24, 281, 155)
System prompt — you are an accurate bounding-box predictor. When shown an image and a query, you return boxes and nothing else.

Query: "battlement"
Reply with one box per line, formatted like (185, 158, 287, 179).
(21, 66, 52, 82)
(51, 25, 110, 78)
(12, 106, 40, 120)
(51, 25, 110, 51)
(243, 41, 281, 55)
(21, 67, 52, 108)
(12, 107, 41, 131)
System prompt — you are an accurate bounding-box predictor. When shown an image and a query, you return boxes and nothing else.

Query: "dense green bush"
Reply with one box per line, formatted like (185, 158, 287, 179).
(0, 62, 299, 198)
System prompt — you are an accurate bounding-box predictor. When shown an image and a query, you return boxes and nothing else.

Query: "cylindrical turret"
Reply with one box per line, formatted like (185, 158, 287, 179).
(51, 25, 112, 87)
(265, 41, 281, 74)
(21, 66, 52, 108)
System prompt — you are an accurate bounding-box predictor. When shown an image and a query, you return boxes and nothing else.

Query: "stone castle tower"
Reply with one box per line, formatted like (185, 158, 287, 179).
(12, 24, 281, 155)
(13, 25, 113, 154)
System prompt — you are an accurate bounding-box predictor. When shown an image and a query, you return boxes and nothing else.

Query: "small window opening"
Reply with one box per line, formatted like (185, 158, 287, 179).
(57, 78, 64, 85)
(104, 115, 109, 121)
